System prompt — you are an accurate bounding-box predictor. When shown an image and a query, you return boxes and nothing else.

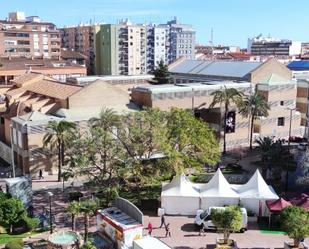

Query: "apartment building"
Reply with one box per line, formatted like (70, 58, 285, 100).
(247, 36, 302, 57)
(60, 24, 100, 74)
(0, 12, 61, 59)
(146, 25, 167, 72)
(0, 57, 86, 84)
(0, 72, 139, 176)
(95, 21, 147, 76)
(131, 58, 303, 150)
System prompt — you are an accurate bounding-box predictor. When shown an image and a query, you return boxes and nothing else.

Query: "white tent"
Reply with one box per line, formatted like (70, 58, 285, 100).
(199, 169, 239, 210)
(235, 169, 279, 215)
(161, 173, 200, 215)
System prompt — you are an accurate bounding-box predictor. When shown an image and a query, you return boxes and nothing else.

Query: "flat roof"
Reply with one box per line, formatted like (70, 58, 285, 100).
(133, 81, 251, 94)
(98, 207, 143, 232)
(133, 237, 171, 249)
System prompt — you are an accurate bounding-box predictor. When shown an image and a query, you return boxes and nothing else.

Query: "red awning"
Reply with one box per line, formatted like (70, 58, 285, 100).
(266, 198, 292, 213)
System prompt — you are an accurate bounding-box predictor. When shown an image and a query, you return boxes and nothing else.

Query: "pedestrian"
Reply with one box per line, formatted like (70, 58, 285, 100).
(147, 222, 153, 236)
(165, 223, 171, 237)
(39, 169, 43, 180)
(160, 214, 166, 228)
(199, 223, 206, 236)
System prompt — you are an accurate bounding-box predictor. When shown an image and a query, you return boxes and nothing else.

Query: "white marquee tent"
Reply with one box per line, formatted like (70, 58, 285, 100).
(200, 169, 239, 210)
(160, 169, 279, 216)
(233, 170, 279, 215)
(161, 173, 200, 215)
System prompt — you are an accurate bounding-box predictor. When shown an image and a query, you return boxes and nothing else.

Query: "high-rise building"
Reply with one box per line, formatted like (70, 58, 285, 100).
(95, 18, 195, 75)
(247, 36, 302, 57)
(60, 24, 100, 75)
(95, 21, 147, 75)
(0, 12, 61, 59)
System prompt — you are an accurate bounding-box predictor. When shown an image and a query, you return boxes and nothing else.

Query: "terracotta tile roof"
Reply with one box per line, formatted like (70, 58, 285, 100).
(25, 79, 82, 99)
(0, 57, 85, 71)
(11, 72, 44, 86)
(61, 49, 87, 60)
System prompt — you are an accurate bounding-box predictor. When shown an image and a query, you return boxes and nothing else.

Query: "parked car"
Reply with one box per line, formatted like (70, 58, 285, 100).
(195, 206, 248, 232)
(298, 142, 309, 151)
(289, 136, 305, 143)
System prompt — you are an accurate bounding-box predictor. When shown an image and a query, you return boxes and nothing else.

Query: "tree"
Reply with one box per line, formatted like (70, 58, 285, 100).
(209, 87, 243, 153)
(81, 242, 96, 249)
(281, 206, 309, 247)
(239, 93, 270, 149)
(0, 198, 27, 234)
(165, 108, 220, 171)
(153, 60, 170, 84)
(80, 199, 98, 242)
(67, 109, 125, 205)
(67, 201, 81, 231)
(211, 206, 243, 244)
(43, 120, 76, 182)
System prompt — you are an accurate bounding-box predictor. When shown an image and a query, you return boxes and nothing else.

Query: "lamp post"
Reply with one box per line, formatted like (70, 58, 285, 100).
(285, 107, 296, 194)
(47, 191, 54, 234)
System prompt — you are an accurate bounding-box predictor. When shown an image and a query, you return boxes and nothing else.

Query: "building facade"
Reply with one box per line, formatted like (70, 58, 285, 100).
(0, 12, 61, 59)
(60, 24, 100, 74)
(247, 36, 302, 57)
(131, 58, 303, 150)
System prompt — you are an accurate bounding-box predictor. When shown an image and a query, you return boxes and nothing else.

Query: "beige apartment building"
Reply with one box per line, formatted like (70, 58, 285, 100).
(0, 72, 139, 176)
(0, 12, 61, 59)
(131, 58, 303, 150)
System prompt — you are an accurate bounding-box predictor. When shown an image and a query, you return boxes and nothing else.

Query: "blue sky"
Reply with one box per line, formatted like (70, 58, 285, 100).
(1, 0, 309, 48)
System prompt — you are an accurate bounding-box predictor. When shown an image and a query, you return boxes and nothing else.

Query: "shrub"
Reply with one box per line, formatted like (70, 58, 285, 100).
(81, 241, 96, 249)
(5, 240, 23, 249)
(0, 225, 6, 233)
(281, 206, 309, 247)
(23, 216, 40, 232)
(68, 192, 83, 202)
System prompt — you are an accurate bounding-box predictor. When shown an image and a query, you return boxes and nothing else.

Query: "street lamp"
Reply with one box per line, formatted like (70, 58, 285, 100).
(285, 107, 296, 194)
(47, 191, 54, 234)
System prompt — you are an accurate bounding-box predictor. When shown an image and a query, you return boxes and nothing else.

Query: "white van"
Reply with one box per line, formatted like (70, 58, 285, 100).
(195, 206, 248, 232)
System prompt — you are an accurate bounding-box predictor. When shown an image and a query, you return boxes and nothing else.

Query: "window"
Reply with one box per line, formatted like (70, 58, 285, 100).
(0, 117, 4, 124)
(277, 117, 285, 126)
(280, 101, 284, 106)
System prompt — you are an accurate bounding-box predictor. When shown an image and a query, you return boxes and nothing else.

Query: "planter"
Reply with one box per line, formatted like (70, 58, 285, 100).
(284, 241, 307, 249)
(215, 238, 238, 249)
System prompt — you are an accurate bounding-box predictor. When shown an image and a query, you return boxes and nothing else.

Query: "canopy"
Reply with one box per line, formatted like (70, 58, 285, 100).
(200, 169, 239, 210)
(161, 173, 199, 197)
(237, 170, 279, 199)
(161, 174, 200, 215)
(266, 198, 292, 213)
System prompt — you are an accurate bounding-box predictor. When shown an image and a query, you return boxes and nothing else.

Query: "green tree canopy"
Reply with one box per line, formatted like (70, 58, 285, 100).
(153, 60, 170, 84)
(0, 198, 27, 234)
(80, 199, 98, 242)
(281, 206, 309, 247)
(239, 93, 269, 149)
(67, 201, 81, 231)
(211, 206, 243, 244)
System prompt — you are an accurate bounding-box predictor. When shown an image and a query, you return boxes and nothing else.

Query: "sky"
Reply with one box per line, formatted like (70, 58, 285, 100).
(1, 0, 309, 48)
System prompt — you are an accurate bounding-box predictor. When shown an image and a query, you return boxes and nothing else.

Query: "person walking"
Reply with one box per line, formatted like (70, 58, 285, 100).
(199, 223, 206, 236)
(147, 222, 153, 236)
(39, 169, 43, 179)
(165, 223, 171, 237)
(159, 214, 166, 228)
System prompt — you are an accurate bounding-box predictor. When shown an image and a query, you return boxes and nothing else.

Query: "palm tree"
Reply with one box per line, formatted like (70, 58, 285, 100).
(256, 136, 274, 178)
(67, 201, 81, 231)
(89, 108, 120, 131)
(209, 87, 243, 153)
(80, 199, 98, 242)
(239, 93, 270, 149)
(43, 120, 76, 182)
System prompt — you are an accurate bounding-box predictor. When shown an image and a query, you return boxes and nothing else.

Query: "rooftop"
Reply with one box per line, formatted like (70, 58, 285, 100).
(133, 81, 251, 94)
(169, 59, 262, 78)
(288, 60, 309, 71)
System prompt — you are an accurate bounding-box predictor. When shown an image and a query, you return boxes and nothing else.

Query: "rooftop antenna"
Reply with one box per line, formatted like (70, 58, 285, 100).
(209, 28, 214, 56)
